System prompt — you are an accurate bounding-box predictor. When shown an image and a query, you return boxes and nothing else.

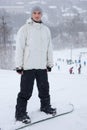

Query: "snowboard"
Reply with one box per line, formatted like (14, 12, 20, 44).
(14, 103, 74, 130)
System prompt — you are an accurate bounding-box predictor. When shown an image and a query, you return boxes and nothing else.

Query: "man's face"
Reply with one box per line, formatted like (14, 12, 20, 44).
(32, 11, 42, 22)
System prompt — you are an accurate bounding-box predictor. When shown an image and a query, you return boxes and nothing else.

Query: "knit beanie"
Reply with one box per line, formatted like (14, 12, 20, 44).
(31, 6, 43, 15)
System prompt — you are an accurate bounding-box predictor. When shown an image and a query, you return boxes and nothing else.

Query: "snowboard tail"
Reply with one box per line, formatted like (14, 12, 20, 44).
(15, 104, 74, 130)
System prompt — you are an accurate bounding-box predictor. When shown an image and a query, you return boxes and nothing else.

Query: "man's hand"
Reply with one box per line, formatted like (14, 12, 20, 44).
(16, 67, 24, 74)
(47, 66, 51, 72)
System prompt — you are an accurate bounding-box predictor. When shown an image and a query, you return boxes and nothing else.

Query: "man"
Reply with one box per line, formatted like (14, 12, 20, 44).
(15, 6, 56, 124)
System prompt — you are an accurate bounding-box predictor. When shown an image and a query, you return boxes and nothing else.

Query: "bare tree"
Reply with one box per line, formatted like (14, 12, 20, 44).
(0, 9, 14, 70)
(0, 9, 12, 45)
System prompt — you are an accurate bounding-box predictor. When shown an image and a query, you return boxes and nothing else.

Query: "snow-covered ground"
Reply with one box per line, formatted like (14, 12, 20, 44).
(0, 48, 87, 130)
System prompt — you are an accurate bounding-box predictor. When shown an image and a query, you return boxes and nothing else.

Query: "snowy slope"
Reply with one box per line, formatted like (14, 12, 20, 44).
(0, 48, 87, 130)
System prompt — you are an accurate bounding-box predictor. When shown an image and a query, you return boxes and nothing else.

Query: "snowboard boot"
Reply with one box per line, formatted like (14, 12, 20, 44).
(15, 112, 31, 124)
(40, 106, 57, 116)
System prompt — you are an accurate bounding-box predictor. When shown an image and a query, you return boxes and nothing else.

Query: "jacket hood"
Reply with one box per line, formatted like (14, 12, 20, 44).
(26, 18, 33, 24)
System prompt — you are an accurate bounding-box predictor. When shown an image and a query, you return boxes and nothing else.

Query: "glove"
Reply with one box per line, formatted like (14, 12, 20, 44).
(47, 66, 51, 72)
(16, 67, 24, 74)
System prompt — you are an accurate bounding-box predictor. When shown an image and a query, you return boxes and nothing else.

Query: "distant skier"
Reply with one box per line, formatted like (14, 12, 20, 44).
(15, 6, 56, 124)
(69, 67, 74, 74)
(78, 64, 81, 74)
(57, 65, 60, 70)
(84, 61, 86, 66)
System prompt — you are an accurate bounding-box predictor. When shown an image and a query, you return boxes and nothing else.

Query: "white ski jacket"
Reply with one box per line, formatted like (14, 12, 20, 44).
(15, 18, 53, 70)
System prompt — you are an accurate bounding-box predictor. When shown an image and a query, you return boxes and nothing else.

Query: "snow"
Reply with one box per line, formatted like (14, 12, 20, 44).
(48, 6, 57, 9)
(0, 48, 87, 130)
(28, 1, 46, 5)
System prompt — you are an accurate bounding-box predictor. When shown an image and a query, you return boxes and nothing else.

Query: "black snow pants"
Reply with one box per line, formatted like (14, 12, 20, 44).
(15, 69, 50, 117)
